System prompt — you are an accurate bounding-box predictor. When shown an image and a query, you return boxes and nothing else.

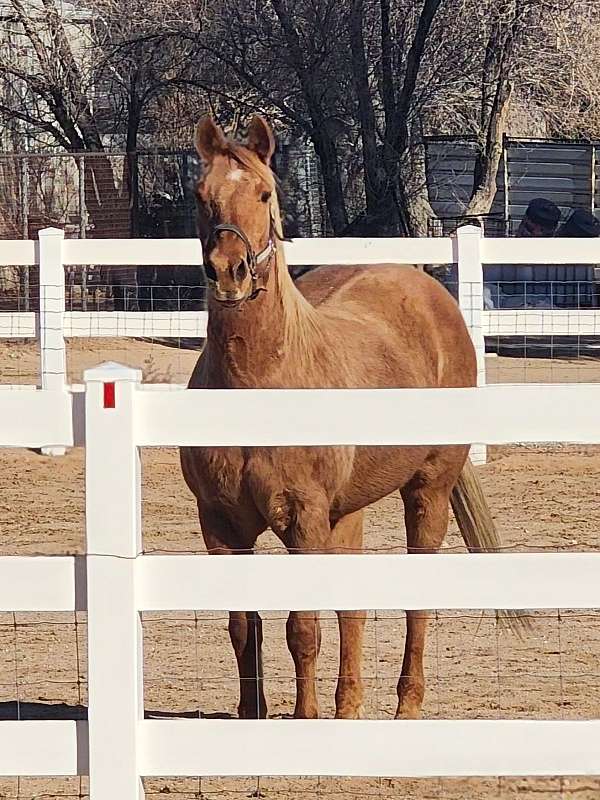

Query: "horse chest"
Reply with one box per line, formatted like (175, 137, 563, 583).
(244, 447, 355, 529)
(189, 445, 354, 533)
(191, 447, 246, 506)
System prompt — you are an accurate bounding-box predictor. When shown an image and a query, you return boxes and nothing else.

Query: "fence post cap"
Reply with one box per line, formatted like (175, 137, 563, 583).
(84, 361, 142, 383)
(456, 224, 482, 236)
(38, 227, 65, 237)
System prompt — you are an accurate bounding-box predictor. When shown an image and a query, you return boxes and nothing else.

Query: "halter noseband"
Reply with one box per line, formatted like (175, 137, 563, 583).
(206, 219, 275, 300)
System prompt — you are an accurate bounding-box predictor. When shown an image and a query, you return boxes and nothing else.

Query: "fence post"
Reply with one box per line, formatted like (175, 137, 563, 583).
(38, 227, 67, 456)
(456, 224, 487, 465)
(78, 155, 88, 311)
(20, 158, 29, 312)
(84, 362, 144, 800)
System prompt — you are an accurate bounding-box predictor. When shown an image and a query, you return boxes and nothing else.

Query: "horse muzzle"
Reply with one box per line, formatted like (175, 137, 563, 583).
(205, 255, 253, 302)
(212, 289, 247, 307)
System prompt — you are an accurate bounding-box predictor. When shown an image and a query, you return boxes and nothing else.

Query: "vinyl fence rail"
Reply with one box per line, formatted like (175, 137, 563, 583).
(1, 367, 600, 795)
(4, 225, 600, 460)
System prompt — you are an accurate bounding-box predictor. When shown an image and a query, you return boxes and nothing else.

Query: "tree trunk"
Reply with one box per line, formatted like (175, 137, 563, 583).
(126, 95, 142, 236)
(310, 130, 348, 234)
(349, 0, 384, 215)
(466, 81, 512, 217)
(399, 116, 436, 237)
(270, 0, 348, 234)
(466, 2, 517, 217)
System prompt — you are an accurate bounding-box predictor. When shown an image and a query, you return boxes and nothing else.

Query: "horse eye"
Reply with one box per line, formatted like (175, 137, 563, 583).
(260, 191, 271, 203)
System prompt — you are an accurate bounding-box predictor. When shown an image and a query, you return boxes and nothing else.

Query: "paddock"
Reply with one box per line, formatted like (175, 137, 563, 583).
(0, 343, 598, 798)
(1, 231, 600, 799)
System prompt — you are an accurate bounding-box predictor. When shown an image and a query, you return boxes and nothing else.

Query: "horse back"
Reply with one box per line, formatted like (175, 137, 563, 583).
(296, 264, 476, 390)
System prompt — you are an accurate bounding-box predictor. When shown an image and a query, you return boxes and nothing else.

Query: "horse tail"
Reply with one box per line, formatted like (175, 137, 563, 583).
(451, 458, 532, 637)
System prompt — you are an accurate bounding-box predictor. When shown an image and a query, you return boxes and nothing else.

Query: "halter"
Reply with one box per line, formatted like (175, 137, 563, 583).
(206, 217, 276, 300)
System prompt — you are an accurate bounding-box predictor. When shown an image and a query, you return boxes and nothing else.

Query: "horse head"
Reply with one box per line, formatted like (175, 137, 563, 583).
(194, 115, 280, 307)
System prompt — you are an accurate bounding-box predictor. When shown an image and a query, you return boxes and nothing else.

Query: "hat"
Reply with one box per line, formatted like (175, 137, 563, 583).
(525, 197, 561, 228)
(557, 208, 600, 238)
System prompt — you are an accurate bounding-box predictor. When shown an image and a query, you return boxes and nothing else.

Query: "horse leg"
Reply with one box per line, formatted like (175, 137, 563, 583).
(228, 610, 266, 719)
(199, 514, 267, 719)
(397, 478, 451, 719)
(285, 503, 331, 719)
(331, 511, 366, 719)
(286, 610, 321, 718)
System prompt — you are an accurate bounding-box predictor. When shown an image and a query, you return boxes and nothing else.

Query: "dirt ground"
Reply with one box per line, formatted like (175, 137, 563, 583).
(4, 335, 600, 387)
(1, 339, 600, 798)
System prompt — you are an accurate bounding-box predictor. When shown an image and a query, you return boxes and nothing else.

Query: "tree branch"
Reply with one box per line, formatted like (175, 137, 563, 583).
(349, 0, 382, 212)
(8, 0, 56, 79)
(0, 103, 71, 148)
(379, 0, 395, 133)
(467, 2, 520, 215)
(391, 0, 443, 154)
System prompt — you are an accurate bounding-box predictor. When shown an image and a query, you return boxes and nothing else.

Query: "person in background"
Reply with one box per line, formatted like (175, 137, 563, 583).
(553, 208, 600, 308)
(516, 198, 562, 238)
(557, 207, 600, 238)
(484, 198, 561, 309)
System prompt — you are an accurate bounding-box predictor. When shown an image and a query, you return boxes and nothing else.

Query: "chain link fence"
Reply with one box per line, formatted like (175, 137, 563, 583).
(0, 138, 326, 312)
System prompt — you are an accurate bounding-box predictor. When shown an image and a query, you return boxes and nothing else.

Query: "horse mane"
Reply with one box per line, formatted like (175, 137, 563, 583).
(222, 140, 322, 357)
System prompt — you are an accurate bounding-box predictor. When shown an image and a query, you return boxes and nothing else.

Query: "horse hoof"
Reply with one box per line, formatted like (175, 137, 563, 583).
(238, 707, 268, 720)
(335, 704, 365, 720)
(395, 706, 422, 720)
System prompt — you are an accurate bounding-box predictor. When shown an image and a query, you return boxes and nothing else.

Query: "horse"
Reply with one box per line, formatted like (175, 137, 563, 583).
(180, 114, 520, 721)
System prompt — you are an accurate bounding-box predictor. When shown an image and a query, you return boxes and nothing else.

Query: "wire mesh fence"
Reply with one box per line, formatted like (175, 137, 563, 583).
(0, 439, 599, 797)
(0, 269, 207, 315)
(421, 268, 600, 383)
(2, 208, 600, 796)
(0, 144, 325, 317)
(0, 266, 34, 313)
(0, 606, 599, 798)
(0, 775, 599, 800)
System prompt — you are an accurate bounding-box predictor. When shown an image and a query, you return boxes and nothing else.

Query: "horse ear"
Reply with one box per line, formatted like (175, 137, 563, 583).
(247, 115, 275, 164)
(195, 116, 227, 162)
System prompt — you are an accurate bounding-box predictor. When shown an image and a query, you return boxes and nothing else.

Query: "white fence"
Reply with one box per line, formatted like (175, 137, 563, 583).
(1, 365, 600, 796)
(5, 224, 600, 463)
(4, 226, 600, 394)
(2, 228, 600, 790)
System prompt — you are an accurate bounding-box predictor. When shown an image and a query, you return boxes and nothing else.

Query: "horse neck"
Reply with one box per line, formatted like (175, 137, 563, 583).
(204, 245, 320, 387)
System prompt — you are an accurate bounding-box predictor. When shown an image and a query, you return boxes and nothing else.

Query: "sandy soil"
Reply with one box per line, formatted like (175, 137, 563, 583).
(4, 335, 600, 387)
(0, 340, 599, 798)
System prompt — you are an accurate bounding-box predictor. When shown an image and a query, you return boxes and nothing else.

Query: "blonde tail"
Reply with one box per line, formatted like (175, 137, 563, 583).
(451, 459, 531, 636)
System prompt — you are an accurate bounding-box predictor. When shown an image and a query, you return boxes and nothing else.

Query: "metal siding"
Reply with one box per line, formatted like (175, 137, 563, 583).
(426, 139, 596, 227)
(425, 139, 505, 220)
(426, 141, 476, 216)
(506, 142, 593, 225)
(488, 142, 595, 311)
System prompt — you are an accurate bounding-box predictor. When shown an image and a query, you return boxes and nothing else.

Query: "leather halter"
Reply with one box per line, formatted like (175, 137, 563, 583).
(206, 217, 275, 300)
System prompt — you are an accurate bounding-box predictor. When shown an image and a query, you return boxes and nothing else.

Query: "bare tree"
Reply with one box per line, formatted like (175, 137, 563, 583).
(3, 0, 600, 241)
(0, 0, 209, 233)
(0, 0, 133, 245)
(172, 0, 445, 234)
(518, 0, 600, 140)
(181, 0, 600, 234)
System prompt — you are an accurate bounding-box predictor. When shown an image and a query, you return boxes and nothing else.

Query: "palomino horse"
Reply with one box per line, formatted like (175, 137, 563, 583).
(180, 115, 518, 721)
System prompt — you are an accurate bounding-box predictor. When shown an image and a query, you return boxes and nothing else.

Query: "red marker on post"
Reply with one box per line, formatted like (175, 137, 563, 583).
(103, 382, 116, 409)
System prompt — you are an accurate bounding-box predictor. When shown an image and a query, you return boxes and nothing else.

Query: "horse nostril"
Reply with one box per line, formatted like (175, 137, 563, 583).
(235, 260, 247, 282)
(204, 262, 217, 282)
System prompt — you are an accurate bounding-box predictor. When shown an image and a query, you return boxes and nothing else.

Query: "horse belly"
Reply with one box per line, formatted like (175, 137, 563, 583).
(333, 444, 430, 517)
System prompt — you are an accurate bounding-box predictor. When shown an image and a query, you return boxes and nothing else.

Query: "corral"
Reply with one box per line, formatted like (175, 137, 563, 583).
(1, 231, 600, 799)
